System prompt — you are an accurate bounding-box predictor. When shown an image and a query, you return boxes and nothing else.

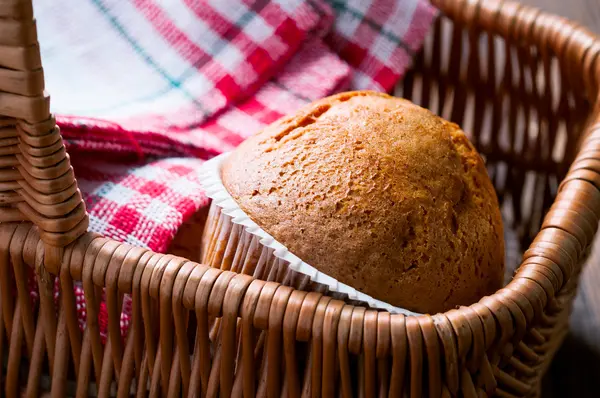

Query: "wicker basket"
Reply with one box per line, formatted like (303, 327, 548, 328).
(1, 0, 599, 396)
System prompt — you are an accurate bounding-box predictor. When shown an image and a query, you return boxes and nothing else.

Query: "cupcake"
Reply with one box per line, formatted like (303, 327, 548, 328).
(201, 91, 504, 314)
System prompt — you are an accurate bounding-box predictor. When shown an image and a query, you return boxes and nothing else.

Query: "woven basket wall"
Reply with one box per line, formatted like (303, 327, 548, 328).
(1, 0, 599, 396)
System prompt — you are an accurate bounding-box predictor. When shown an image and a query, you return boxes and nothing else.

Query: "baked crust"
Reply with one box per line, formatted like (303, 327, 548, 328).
(222, 91, 504, 314)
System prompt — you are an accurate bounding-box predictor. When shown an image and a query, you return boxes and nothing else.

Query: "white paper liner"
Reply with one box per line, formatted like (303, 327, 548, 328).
(199, 152, 421, 316)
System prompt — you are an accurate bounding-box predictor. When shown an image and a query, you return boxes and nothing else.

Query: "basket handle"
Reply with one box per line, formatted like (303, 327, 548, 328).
(0, 0, 88, 269)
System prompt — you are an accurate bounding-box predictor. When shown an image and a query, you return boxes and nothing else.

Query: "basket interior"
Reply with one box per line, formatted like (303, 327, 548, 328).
(394, 14, 594, 280)
(126, 11, 595, 398)
(170, 12, 595, 283)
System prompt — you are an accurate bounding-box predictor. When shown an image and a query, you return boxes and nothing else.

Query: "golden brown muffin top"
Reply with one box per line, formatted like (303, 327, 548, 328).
(222, 91, 504, 314)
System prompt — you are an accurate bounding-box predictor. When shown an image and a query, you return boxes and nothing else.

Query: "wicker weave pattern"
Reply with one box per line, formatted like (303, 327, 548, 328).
(0, 0, 88, 270)
(1, 0, 600, 396)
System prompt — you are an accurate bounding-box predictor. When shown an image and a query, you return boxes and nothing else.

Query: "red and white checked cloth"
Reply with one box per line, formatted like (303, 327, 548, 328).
(31, 0, 437, 340)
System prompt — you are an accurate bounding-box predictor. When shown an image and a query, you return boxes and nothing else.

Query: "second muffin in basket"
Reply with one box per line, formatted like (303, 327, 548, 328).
(201, 90, 504, 314)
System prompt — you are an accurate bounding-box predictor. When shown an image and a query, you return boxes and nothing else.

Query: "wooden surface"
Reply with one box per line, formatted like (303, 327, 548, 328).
(523, 2, 600, 396)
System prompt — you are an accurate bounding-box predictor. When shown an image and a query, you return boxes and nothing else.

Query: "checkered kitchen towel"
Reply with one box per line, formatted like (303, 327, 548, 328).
(32, 0, 437, 339)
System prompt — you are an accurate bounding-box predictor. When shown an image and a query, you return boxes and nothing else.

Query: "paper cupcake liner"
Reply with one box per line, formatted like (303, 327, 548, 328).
(199, 153, 421, 316)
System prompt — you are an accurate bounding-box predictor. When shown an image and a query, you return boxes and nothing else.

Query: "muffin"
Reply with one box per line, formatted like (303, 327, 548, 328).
(204, 91, 504, 314)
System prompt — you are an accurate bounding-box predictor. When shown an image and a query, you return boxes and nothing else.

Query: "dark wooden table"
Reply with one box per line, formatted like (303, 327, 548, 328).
(520, 2, 600, 396)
